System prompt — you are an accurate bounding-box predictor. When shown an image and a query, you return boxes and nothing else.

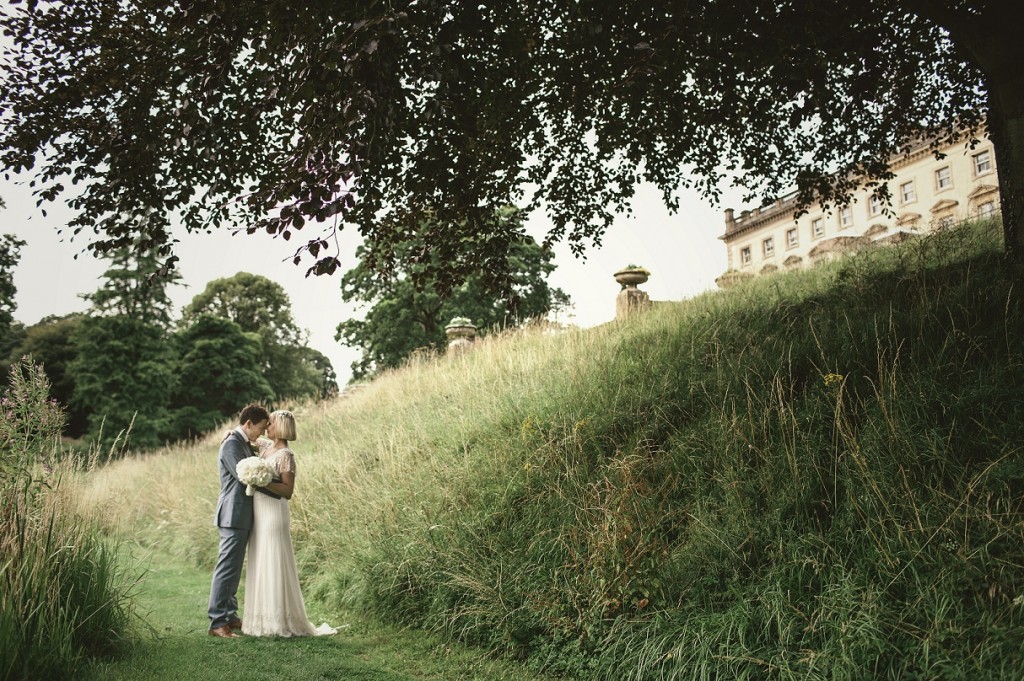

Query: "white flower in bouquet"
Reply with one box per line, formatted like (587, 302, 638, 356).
(236, 456, 272, 496)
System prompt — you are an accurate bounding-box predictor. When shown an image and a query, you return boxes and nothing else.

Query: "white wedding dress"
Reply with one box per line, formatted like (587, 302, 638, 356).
(243, 445, 336, 637)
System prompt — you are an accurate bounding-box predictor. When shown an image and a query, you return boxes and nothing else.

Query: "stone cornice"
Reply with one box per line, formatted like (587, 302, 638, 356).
(721, 134, 992, 243)
(720, 193, 802, 242)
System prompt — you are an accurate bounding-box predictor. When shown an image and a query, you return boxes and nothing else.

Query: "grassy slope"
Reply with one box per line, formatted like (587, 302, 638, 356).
(77, 219, 1024, 679)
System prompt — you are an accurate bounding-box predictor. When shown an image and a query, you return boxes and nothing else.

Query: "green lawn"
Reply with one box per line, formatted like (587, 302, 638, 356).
(85, 547, 552, 681)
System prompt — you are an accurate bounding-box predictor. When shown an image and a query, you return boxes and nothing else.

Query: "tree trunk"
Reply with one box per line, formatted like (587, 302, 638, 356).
(988, 84, 1024, 269)
(906, 1, 1024, 268)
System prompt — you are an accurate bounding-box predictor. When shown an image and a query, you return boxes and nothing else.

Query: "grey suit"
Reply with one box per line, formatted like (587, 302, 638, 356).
(208, 428, 255, 629)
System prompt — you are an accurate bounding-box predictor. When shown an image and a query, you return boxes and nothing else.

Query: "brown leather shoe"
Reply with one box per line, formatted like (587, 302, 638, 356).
(208, 625, 239, 639)
(227, 620, 242, 631)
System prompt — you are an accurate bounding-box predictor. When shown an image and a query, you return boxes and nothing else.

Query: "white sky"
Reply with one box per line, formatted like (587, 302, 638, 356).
(1, 175, 746, 385)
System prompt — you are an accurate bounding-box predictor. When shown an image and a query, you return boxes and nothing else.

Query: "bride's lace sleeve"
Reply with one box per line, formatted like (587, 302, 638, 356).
(279, 449, 297, 475)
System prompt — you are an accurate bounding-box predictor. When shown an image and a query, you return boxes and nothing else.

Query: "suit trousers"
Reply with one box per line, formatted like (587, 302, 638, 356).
(208, 526, 250, 629)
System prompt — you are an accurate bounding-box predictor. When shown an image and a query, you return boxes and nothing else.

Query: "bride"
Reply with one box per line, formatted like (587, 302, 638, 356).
(243, 409, 336, 637)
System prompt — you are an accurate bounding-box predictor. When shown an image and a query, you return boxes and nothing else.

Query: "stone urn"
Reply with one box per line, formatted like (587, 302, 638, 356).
(614, 267, 651, 319)
(614, 267, 650, 288)
(444, 317, 477, 352)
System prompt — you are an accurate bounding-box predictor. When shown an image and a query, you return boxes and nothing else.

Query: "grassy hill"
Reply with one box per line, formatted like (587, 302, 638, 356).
(76, 218, 1024, 679)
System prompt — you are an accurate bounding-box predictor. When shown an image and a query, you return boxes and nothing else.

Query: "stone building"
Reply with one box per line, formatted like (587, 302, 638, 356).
(717, 137, 1001, 284)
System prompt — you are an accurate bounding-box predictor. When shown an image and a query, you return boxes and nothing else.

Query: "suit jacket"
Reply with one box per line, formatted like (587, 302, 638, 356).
(214, 429, 255, 529)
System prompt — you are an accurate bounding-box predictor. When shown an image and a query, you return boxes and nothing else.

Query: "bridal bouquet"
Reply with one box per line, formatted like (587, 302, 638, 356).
(236, 456, 272, 496)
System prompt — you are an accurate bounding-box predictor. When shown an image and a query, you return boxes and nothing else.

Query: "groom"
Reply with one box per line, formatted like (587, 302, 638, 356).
(208, 403, 270, 638)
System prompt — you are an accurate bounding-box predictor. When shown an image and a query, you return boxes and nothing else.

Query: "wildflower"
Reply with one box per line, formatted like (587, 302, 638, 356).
(822, 372, 845, 388)
(520, 416, 536, 437)
(573, 418, 589, 435)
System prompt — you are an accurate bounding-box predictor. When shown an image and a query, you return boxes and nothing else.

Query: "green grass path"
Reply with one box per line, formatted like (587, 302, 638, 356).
(85, 548, 552, 681)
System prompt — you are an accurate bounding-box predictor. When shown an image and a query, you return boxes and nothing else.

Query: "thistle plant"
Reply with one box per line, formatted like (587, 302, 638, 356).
(0, 356, 66, 487)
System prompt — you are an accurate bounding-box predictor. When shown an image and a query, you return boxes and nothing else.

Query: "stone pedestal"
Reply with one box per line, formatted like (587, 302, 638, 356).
(614, 268, 652, 320)
(445, 320, 477, 353)
(616, 286, 651, 319)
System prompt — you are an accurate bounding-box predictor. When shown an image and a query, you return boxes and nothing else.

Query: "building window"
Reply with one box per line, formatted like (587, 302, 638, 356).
(937, 215, 955, 229)
(839, 206, 852, 229)
(740, 246, 752, 266)
(762, 237, 775, 258)
(900, 181, 916, 204)
(868, 195, 883, 217)
(973, 150, 993, 176)
(935, 166, 952, 191)
(786, 228, 798, 249)
(978, 200, 997, 218)
(812, 217, 824, 239)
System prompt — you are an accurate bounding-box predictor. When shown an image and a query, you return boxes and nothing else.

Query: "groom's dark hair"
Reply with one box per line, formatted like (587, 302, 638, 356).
(239, 404, 270, 425)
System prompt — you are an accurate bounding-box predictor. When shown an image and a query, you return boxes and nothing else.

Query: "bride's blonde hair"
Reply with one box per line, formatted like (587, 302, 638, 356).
(271, 410, 297, 441)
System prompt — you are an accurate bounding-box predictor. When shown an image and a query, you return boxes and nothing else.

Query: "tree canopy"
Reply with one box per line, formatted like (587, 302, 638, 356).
(81, 245, 182, 329)
(182, 272, 333, 399)
(1, 1, 1021, 279)
(338, 212, 570, 378)
(181, 272, 303, 346)
(1, 233, 25, 349)
(71, 314, 177, 450)
(173, 313, 274, 438)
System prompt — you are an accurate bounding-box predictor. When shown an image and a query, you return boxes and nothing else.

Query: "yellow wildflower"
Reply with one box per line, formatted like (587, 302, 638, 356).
(822, 372, 845, 388)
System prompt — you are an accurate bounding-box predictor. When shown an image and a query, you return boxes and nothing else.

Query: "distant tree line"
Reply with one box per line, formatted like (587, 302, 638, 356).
(0, 240, 336, 452)
(0, 207, 570, 450)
